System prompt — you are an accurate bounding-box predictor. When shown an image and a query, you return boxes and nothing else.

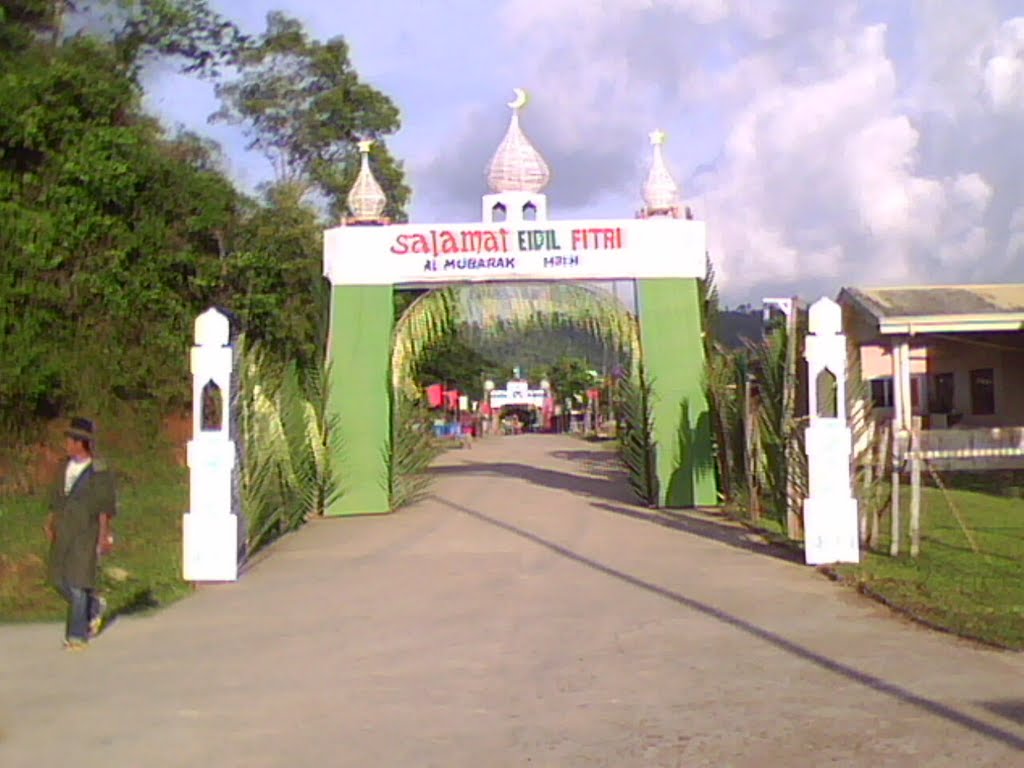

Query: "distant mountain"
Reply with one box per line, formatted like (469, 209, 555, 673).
(713, 308, 763, 349)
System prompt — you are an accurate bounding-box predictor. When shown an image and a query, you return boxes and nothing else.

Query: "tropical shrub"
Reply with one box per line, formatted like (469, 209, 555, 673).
(239, 339, 337, 554)
(618, 363, 658, 506)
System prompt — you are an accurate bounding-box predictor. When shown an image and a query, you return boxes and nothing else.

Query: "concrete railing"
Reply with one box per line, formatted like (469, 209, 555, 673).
(909, 426, 1024, 469)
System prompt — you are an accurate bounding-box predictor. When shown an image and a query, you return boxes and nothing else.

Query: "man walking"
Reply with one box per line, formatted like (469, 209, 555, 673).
(46, 417, 117, 650)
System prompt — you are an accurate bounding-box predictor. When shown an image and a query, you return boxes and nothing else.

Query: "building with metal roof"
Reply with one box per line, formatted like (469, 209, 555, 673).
(839, 284, 1024, 438)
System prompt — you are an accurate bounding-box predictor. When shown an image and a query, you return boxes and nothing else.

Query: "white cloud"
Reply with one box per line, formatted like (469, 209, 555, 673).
(464, 0, 1023, 302)
(143, 1, 1024, 303)
(983, 18, 1024, 112)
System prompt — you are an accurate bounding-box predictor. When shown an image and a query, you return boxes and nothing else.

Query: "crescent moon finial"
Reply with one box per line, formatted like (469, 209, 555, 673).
(357, 138, 374, 154)
(649, 130, 666, 146)
(508, 88, 527, 110)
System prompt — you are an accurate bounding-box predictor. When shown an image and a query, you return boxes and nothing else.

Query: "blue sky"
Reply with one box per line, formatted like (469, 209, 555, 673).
(144, 1, 1024, 304)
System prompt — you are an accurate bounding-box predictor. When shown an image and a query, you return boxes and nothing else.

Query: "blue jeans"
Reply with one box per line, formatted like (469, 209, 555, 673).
(58, 583, 101, 642)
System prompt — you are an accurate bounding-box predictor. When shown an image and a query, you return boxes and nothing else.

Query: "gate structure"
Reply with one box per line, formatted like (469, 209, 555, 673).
(322, 92, 715, 515)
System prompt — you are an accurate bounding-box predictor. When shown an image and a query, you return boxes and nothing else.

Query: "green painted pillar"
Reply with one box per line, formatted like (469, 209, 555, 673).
(636, 277, 718, 508)
(326, 284, 394, 516)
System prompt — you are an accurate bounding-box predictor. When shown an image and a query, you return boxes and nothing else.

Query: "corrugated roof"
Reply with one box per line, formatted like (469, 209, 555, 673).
(845, 284, 1024, 319)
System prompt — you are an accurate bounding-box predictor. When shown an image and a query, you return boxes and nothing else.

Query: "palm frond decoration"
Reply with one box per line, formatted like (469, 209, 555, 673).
(387, 281, 642, 510)
(704, 341, 750, 504)
(846, 344, 888, 545)
(389, 393, 442, 510)
(391, 282, 641, 397)
(618, 361, 658, 506)
(746, 329, 790, 525)
(239, 338, 338, 553)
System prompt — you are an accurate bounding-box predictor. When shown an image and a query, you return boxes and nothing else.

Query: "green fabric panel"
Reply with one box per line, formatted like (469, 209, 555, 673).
(636, 278, 718, 508)
(326, 285, 394, 516)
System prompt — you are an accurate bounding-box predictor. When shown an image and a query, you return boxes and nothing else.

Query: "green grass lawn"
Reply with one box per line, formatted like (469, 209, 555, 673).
(835, 484, 1024, 650)
(0, 445, 192, 623)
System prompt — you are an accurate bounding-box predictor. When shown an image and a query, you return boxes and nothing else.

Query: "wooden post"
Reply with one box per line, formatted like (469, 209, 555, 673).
(910, 431, 921, 558)
(870, 422, 888, 549)
(890, 442, 901, 557)
(891, 337, 903, 434)
(859, 419, 874, 544)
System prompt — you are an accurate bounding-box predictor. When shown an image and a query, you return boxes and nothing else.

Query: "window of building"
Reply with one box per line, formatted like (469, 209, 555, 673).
(930, 372, 955, 413)
(969, 368, 995, 415)
(870, 377, 893, 408)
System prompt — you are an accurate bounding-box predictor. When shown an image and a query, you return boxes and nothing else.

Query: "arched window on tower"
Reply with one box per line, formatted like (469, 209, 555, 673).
(522, 202, 537, 221)
(491, 202, 507, 222)
(816, 368, 838, 419)
(201, 379, 223, 431)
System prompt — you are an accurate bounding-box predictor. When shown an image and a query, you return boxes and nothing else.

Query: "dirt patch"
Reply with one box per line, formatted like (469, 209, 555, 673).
(1, 411, 193, 492)
(0, 553, 45, 580)
(0, 435, 63, 496)
(163, 411, 191, 467)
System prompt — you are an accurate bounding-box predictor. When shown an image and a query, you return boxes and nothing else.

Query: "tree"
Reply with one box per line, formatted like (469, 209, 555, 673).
(114, 0, 248, 76)
(211, 12, 410, 219)
(0, 0, 72, 53)
(218, 181, 327, 370)
(0, 0, 414, 441)
(0, 7, 246, 426)
(414, 336, 505, 402)
(540, 357, 597, 407)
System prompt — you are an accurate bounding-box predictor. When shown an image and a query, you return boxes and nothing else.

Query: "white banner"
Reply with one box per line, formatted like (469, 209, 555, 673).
(324, 217, 706, 286)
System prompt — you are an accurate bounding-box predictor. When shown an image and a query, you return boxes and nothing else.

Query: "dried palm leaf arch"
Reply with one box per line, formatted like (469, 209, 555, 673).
(391, 282, 641, 399)
(323, 91, 715, 517)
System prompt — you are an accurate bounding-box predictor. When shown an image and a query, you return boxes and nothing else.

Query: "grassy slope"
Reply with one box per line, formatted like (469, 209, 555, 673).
(835, 485, 1023, 650)
(730, 483, 1023, 650)
(0, 443, 192, 623)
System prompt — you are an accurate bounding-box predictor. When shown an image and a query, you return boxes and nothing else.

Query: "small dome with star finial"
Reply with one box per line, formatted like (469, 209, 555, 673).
(346, 139, 387, 222)
(642, 129, 680, 216)
(486, 88, 551, 194)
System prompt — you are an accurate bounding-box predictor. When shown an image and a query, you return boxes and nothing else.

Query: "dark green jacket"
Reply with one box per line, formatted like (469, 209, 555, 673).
(48, 460, 117, 589)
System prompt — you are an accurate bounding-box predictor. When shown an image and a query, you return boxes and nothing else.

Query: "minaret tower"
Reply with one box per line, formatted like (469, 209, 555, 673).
(345, 139, 389, 225)
(640, 130, 688, 219)
(483, 88, 551, 223)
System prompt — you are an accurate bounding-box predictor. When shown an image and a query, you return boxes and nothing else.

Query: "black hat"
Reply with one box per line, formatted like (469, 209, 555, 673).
(65, 417, 96, 442)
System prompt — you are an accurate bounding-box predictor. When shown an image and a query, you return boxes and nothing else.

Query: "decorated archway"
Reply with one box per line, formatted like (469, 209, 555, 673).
(391, 281, 640, 399)
(322, 93, 715, 515)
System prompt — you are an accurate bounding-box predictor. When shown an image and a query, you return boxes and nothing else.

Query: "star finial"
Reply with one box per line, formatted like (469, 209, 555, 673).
(642, 128, 680, 216)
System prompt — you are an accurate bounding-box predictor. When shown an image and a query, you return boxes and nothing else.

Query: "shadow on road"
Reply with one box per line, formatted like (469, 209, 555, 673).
(432, 445, 801, 565)
(432, 495, 1024, 754)
(428, 459, 637, 506)
(589, 501, 803, 565)
(980, 700, 1024, 726)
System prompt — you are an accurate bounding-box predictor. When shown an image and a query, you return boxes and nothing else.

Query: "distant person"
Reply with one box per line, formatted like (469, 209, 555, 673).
(45, 417, 117, 651)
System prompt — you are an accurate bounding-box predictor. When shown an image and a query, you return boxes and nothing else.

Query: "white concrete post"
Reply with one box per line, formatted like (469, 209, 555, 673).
(803, 297, 860, 565)
(182, 308, 239, 581)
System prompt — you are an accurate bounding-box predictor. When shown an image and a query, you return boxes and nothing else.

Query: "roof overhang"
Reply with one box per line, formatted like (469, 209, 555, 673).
(878, 313, 1024, 335)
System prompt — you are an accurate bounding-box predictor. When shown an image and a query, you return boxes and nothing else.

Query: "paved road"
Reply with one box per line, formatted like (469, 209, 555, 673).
(2, 434, 1023, 766)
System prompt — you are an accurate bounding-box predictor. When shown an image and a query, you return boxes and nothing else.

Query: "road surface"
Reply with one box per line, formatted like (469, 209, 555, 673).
(2, 434, 1022, 766)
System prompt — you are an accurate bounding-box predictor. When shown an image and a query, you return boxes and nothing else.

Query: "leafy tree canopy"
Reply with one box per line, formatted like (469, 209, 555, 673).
(536, 357, 600, 406)
(212, 11, 409, 219)
(0, 0, 410, 437)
